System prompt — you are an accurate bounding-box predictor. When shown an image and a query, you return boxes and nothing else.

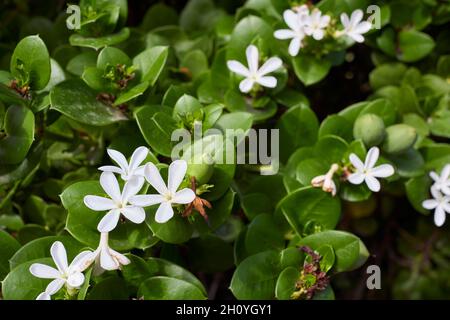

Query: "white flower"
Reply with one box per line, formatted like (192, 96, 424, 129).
(29, 241, 93, 300)
(99, 146, 148, 181)
(89, 233, 131, 276)
(129, 160, 196, 223)
(348, 147, 395, 192)
(422, 187, 450, 227)
(339, 9, 371, 43)
(227, 45, 282, 93)
(84, 172, 146, 232)
(429, 164, 450, 195)
(274, 9, 309, 56)
(303, 9, 330, 40)
(311, 164, 339, 196)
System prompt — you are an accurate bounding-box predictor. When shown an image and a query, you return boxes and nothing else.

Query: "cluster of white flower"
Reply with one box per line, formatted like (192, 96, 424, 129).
(422, 165, 450, 227)
(30, 147, 196, 299)
(311, 147, 395, 196)
(274, 6, 372, 57)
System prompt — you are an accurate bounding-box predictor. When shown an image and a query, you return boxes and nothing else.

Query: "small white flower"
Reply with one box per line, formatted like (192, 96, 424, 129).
(274, 9, 309, 56)
(348, 147, 395, 192)
(29, 241, 93, 300)
(84, 172, 146, 232)
(303, 9, 330, 40)
(339, 9, 372, 43)
(227, 45, 282, 93)
(129, 160, 196, 223)
(429, 164, 450, 195)
(89, 233, 131, 276)
(99, 146, 148, 181)
(311, 164, 339, 196)
(422, 187, 450, 227)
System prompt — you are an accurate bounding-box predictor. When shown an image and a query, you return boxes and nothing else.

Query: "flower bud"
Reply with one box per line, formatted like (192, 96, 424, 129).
(353, 113, 385, 147)
(381, 124, 417, 154)
(186, 153, 215, 185)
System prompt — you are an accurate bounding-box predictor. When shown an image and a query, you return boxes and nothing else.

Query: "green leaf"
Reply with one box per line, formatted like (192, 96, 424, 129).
(276, 105, 319, 163)
(0, 105, 35, 165)
(405, 175, 431, 214)
(132, 46, 168, 86)
(10, 35, 50, 90)
(135, 107, 179, 157)
(62, 180, 157, 250)
(146, 206, 194, 244)
(87, 277, 129, 300)
(230, 250, 281, 300)
(69, 28, 130, 50)
(299, 230, 369, 272)
(50, 79, 127, 126)
(279, 186, 341, 236)
(114, 81, 150, 105)
(319, 115, 353, 142)
(245, 214, 285, 254)
(397, 30, 435, 63)
(275, 267, 300, 300)
(9, 236, 84, 270)
(97, 46, 131, 70)
(0, 230, 20, 280)
(138, 276, 207, 300)
(292, 54, 331, 86)
(2, 258, 53, 300)
(317, 244, 335, 273)
(186, 235, 234, 273)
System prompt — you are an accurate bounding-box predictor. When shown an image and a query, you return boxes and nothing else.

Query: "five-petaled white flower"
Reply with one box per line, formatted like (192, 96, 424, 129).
(90, 233, 131, 276)
(84, 172, 146, 232)
(429, 164, 450, 195)
(304, 9, 331, 40)
(227, 45, 282, 93)
(274, 8, 309, 56)
(29, 241, 93, 300)
(422, 187, 450, 227)
(348, 147, 395, 192)
(339, 9, 371, 43)
(130, 160, 196, 223)
(99, 146, 148, 181)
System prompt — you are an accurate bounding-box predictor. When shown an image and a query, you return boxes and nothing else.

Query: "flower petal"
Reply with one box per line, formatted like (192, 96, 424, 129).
(36, 292, 51, 300)
(258, 57, 282, 75)
(351, 9, 364, 24)
(67, 272, 85, 288)
(246, 45, 259, 74)
(121, 206, 146, 224)
(173, 188, 196, 204)
(364, 147, 379, 170)
(239, 78, 254, 93)
(70, 251, 94, 273)
(107, 149, 128, 171)
(257, 76, 277, 88)
(340, 12, 350, 28)
(50, 241, 68, 274)
(442, 164, 450, 180)
(319, 15, 330, 28)
(283, 9, 299, 31)
(349, 33, 365, 43)
(100, 172, 121, 203)
(129, 146, 148, 172)
(288, 37, 302, 56)
(168, 159, 188, 193)
(29, 264, 60, 279)
(109, 249, 131, 266)
(122, 176, 145, 203)
(422, 199, 438, 210)
(84, 195, 116, 211)
(155, 202, 174, 223)
(144, 162, 168, 195)
(430, 186, 442, 200)
(348, 172, 365, 185)
(98, 166, 123, 175)
(45, 278, 65, 295)
(129, 194, 165, 206)
(312, 29, 324, 40)
(274, 29, 296, 40)
(371, 164, 394, 178)
(97, 209, 121, 233)
(365, 175, 381, 192)
(349, 153, 364, 171)
(354, 21, 371, 34)
(100, 248, 119, 271)
(434, 205, 446, 227)
(227, 60, 250, 77)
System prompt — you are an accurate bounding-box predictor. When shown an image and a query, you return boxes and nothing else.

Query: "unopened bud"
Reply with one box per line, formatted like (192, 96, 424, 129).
(353, 113, 385, 147)
(381, 124, 417, 154)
